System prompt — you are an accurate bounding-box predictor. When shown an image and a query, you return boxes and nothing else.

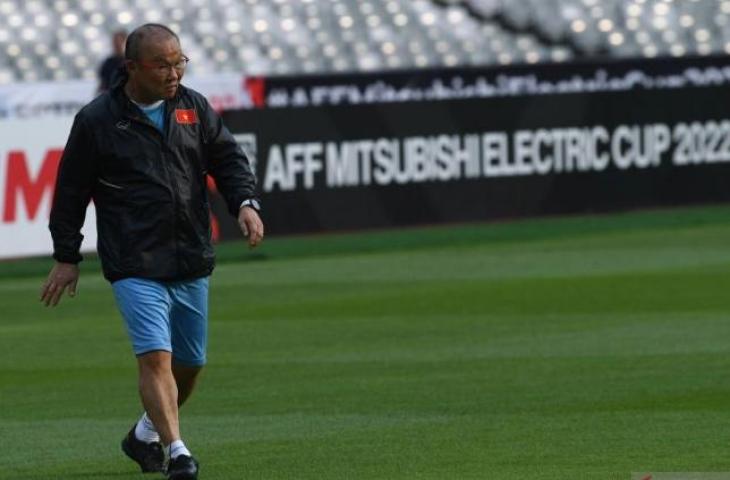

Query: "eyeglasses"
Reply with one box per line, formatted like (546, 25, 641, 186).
(137, 55, 189, 74)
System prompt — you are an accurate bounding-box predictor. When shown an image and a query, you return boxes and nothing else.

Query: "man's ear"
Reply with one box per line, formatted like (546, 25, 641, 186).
(124, 60, 136, 73)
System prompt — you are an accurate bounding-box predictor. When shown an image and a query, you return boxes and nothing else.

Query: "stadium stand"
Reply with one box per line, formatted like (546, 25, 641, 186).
(0, 0, 726, 84)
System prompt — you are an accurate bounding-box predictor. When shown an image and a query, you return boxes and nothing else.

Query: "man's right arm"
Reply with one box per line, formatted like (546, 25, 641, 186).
(40, 262, 79, 307)
(42, 113, 96, 306)
(49, 113, 96, 264)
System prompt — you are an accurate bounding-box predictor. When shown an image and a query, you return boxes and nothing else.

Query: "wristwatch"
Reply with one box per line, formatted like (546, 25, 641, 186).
(240, 198, 261, 213)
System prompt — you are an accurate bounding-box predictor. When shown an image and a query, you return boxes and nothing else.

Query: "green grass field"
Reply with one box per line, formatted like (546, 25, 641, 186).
(2, 206, 730, 479)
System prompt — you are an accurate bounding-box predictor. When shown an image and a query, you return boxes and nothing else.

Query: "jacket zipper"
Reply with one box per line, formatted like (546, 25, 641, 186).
(127, 110, 180, 276)
(98, 178, 123, 190)
(162, 103, 180, 277)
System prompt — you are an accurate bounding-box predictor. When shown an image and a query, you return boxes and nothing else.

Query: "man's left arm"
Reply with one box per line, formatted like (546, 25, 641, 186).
(201, 100, 264, 247)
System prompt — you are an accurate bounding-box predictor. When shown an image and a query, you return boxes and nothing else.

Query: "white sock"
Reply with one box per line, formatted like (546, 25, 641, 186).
(168, 439, 192, 459)
(134, 412, 160, 443)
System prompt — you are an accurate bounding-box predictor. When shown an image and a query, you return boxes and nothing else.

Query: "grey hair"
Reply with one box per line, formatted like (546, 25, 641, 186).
(124, 23, 179, 61)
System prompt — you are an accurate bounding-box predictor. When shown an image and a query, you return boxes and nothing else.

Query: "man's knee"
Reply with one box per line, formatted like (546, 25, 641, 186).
(137, 350, 173, 375)
(172, 362, 203, 382)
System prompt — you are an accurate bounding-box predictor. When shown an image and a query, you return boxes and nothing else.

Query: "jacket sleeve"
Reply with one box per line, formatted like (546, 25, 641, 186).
(48, 113, 96, 264)
(201, 98, 258, 217)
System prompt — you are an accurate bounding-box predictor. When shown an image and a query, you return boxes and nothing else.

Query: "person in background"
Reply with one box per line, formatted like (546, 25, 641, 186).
(98, 29, 127, 93)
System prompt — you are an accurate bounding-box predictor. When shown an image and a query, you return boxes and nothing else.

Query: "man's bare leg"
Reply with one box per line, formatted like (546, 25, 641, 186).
(137, 351, 180, 445)
(172, 363, 203, 407)
(135, 363, 202, 440)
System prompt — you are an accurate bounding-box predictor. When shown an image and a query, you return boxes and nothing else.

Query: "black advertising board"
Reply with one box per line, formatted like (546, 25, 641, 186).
(212, 57, 730, 237)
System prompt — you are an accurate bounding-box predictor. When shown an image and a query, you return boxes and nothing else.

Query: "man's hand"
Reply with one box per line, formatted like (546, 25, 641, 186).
(238, 206, 264, 248)
(40, 262, 80, 307)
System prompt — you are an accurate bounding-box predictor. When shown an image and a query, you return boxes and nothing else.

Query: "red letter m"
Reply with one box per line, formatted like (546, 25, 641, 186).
(3, 149, 62, 223)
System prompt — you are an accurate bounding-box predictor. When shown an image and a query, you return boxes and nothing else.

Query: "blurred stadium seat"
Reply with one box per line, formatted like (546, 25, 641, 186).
(0, 0, 727, 84)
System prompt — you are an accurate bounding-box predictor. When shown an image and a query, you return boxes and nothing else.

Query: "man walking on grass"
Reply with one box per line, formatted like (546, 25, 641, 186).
(41, 23, 263, 480)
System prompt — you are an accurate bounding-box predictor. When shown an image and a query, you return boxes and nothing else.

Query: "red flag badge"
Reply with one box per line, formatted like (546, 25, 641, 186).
(175, 109, 198, 124)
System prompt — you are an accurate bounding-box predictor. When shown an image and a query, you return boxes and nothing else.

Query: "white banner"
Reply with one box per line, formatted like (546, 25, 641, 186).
(0, 80, 94, 120)
(0, 116, 97, 259)
(0, 73, 252, 120)
(185, 73, 254, 112)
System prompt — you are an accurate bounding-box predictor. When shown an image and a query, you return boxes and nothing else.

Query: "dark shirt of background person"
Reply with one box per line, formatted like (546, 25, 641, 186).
(98, 29, 127, 93)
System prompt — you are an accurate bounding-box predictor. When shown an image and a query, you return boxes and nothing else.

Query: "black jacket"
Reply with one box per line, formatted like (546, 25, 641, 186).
(49, 81, 257, 282)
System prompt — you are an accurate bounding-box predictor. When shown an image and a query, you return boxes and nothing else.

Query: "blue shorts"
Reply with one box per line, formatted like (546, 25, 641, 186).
(112, 277, 209, 367)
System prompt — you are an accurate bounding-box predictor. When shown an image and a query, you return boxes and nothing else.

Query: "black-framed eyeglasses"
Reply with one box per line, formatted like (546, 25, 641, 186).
(138, 55, 189, 74)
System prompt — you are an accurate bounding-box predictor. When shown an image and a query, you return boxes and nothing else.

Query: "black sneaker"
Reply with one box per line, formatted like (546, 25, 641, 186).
(166, 455, 199, 480)
(121, 425, 165, 473)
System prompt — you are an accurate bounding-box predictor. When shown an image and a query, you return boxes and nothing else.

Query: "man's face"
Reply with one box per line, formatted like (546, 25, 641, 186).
(127, 36, 185, 102)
